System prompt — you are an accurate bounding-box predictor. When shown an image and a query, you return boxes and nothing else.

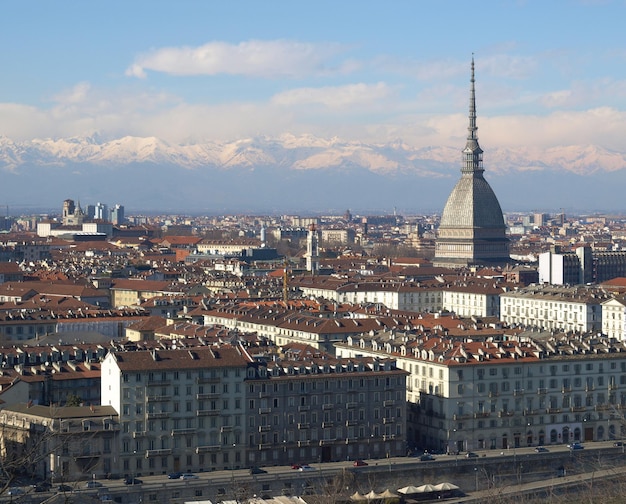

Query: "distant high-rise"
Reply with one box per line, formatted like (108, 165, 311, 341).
(433, 58, 510, 268)
(94, 202, 108, 221)
(110, 204, 125, 225)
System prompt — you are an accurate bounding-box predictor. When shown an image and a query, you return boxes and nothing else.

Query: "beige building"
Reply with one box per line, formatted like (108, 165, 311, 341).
(336, 330, 626, 454)
(0, 404, 119, 482)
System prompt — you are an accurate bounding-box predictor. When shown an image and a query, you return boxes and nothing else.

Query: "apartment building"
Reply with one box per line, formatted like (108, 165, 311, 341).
(602, 294, 626, 341)
(246, 355, 407, 467)
(100, 344, 407, 476)
(0, 404, 120, 482)
(441, 281, 503, 318)
(336, 330, 626, 454)
(201, 303, 409, 354)
(101, 346, 250, 476)
(500, 284, 608, 332)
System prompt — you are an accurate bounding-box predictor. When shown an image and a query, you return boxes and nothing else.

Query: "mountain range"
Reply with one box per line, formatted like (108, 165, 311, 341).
(1, 133, 625, 215)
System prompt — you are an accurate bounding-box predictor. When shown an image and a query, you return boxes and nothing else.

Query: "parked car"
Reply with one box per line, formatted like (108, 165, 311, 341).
(180, 473, 199, 480)
(299, 465, 316, 471)
(353, 459, 368, 467)
(568, 442, 584, 450)
(249, 467, 267, 475)
(168, 472, 182, 479)
(465, 451, 479, 458)
(420, 453, 435, 461)
(7, 487, 24, 496)
(84, 481, 103, 489)
(291, 464, 302, 470)
(535, 446, 549, 453)
(57, 484, 73, 492)
(614, 441, 624, 447)
(124, 477, 143, 485)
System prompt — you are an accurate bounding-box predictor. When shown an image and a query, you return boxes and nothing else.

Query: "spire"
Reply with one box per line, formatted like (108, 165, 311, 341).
(462, 55, 484, 175)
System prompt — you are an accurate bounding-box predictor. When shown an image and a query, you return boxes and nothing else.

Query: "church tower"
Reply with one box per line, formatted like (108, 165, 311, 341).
(305, 224, 319, 274)
(433, 58, 510, 268)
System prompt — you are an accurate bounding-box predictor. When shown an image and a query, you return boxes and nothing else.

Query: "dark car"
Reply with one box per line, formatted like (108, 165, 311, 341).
(568, 442, 584, 450)
(33, 481, 51, 492)
(124, 477, 143, 485)
(420, 453, 435, 461)
(57, 484, 73, 492)
(353, 459, 368, 467)
(249, 467, 267, 475)
(168, 472, 182, 479)
(535, 446, 549, 453)
(465, 451, 479, 458)
(291, 464, 301, 470)
(614, 441, 624, 447)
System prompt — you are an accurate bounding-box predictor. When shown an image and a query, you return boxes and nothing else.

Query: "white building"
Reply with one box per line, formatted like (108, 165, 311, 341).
(336, 330, 626, 453)
(500, 284, 607, 332)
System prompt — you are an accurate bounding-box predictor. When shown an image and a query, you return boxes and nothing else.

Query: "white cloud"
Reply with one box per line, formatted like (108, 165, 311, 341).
(271, 82, 393, 108)
(126, 39, 349, 79)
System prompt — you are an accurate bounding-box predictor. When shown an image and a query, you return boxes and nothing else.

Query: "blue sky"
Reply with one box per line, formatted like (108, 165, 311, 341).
(2, 0, 626, 152)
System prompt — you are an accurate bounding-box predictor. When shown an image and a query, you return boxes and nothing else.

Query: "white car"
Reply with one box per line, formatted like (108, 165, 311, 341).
(180, 473, 199, 480)
(299, 465, 316, 471)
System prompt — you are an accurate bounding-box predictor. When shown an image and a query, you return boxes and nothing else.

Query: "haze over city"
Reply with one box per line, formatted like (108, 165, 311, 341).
(2, 0, 626, 214)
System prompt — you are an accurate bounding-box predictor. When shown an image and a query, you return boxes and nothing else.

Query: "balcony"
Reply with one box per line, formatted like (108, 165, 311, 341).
(220, 426, 233, 433)
(297, 405, 310, 412)
(474, 412, 490, 419)
(133, 431, 147, 438)
(146, 449, 172, 457)
(197, 393, 220, 400)
(258, 391, 271, 398)
(322, 404, 334, 410)
(383, 434, 395, 441)
(383, 417, 395, 424)
(298, 440, 311, 447)
(488, 391, 498, 398)
(258, 425, 271, 432)
(147, 412, 169, 419)
(346, 402, 357, 409)
(258, 408, 271, 414)
(258, 443, 273, 450)
(513, 389, 525, 397)
(537, 388, 547, 395)
(297, 423, 310, 429)
(571, 406, 586, 412)
(345, 437, 358, 444)
(383, 400, 395, 407)
(147, 395, 170, 402)
(171, 428, 196, 435)
(498, 411, 514, 418)
(561, 386, 572, 393)
(547, 408, 561, 414)
(322, 422, 334, 429)
(319, 439, 336, 446)
(196, 445, 221, 453)
(345, 420, 358, 427)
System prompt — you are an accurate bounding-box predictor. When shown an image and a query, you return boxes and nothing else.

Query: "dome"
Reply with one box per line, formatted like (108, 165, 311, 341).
(439, 172, 505, 230)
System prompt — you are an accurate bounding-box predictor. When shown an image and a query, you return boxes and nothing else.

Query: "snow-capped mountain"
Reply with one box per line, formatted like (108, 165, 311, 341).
(1, 134, 625, 213)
